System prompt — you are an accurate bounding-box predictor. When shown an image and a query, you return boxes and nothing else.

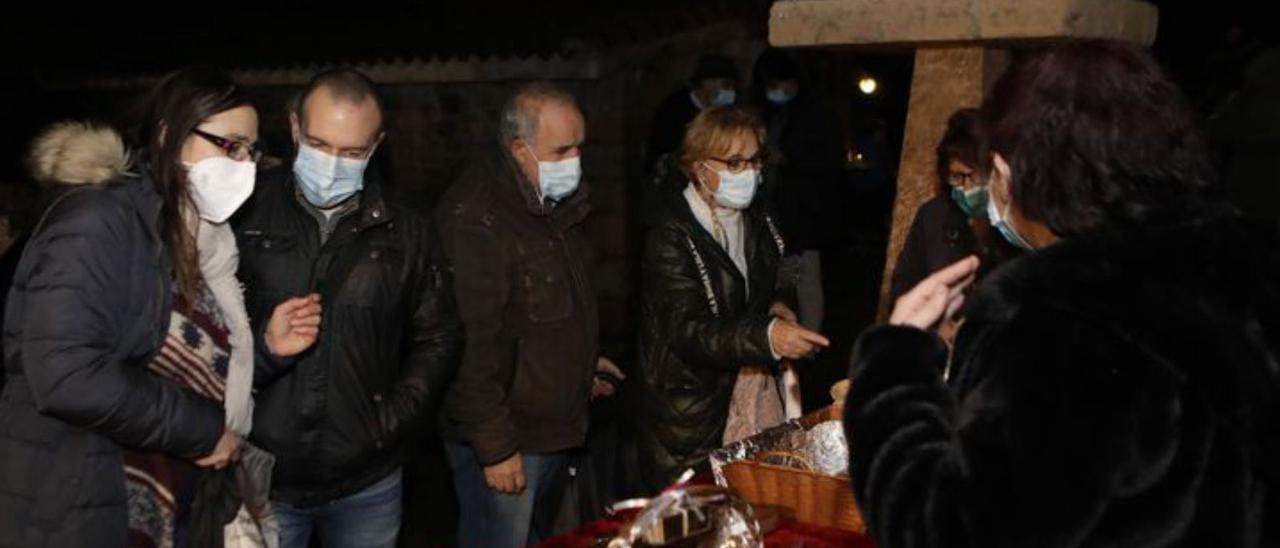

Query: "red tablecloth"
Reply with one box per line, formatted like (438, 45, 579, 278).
(539, 516, 876, 547)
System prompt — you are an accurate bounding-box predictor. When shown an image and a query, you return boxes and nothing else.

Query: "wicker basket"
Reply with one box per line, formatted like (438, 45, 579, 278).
(720, 406, 865, 533)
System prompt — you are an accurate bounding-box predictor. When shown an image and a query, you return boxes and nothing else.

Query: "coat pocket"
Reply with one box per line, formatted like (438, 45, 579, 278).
(516, 253, 574, 324)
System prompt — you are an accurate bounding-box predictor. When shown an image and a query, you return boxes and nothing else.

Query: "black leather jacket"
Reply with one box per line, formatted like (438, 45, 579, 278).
(632, 186, 794, 490)
(232, 168, 463, 507)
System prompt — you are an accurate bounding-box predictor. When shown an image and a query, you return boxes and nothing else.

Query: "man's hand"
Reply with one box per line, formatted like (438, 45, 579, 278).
(592, 357, 626, 400)
(265, 294, 322, 358)
(484, 452, 526, 494)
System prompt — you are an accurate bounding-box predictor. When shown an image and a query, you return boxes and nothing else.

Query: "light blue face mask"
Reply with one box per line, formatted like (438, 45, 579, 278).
(766, 88, 795, 105)
(986, 187, 1034, 250)
(711, 88, 736, 108)
(701, 162, 758, 210)
(527, 144, 582, 202)
(293, 144, 370, 208)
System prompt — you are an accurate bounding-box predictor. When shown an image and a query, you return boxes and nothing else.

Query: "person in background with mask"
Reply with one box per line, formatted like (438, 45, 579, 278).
(0, 67, 317, 547)
(232, 68, 464, 548)
(890, 109, 1018, 341)
(437, 82, 613, 547)
(646, 53, 740, 171)
(846, 41, 1280, 547)
(632, 106, 829, 492)
(752, 48, 846, 335)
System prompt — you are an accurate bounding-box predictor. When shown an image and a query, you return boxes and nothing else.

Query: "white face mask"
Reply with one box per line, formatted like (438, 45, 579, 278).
(186, 156, 256, 223)
(526, 144, 582, 202)
(701, 163, 758, 210)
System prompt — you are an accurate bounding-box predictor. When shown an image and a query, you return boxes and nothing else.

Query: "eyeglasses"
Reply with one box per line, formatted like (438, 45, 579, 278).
(707, 154, 764, 174)
(947, 171, 977, 187)
(192, 128, 263, 163)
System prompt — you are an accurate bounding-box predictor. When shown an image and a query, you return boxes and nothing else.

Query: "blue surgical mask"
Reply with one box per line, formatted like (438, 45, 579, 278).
(527, 144, 582, 202)
(712, 88, 736, 108)
(766, 88, 794, 105)
(293, 144, 370, 208)
(950, 186, 989, 219)
(985, 188, 1034, 250)
(701, 163, 758, 210)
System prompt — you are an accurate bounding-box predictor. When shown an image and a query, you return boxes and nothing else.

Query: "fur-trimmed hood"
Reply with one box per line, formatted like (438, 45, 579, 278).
(28, 121, 129, 186)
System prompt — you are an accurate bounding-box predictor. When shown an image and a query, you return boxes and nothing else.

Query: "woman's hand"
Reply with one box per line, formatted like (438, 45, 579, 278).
(265, 294, 322, 358)
(770, 302, 799, 323)
(769, 320, 830, 360)
(889, 256, 980, 331)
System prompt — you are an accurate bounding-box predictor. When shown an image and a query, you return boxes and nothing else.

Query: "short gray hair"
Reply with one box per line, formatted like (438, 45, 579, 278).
(498, 82, 579, 147)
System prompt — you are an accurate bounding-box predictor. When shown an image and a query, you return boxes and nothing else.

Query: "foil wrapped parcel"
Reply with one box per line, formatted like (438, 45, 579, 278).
(709, 416, 849, 484)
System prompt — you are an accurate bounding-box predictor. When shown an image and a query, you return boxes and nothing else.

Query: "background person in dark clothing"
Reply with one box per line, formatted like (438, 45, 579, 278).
(646, 53, 741, 171)
(232, 69, 464, 548)
(753, 48, 846, 332)
(846, 41, 1280, 548)
(437, 82, 612, 548)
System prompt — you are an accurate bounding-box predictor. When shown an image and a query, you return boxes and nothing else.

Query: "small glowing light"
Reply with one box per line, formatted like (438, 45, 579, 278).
(858, 77, 878, 95)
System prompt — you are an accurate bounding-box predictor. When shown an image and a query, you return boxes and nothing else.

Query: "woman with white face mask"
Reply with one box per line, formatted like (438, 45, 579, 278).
(631, 106, 830, 492)
(0, 67, 319, 548)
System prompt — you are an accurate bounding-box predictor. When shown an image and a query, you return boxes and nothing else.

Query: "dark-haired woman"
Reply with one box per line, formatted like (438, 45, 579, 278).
(845, 41, 1280, 547)
(889, 108, 1015, 304)
(0, 68, 320, 547)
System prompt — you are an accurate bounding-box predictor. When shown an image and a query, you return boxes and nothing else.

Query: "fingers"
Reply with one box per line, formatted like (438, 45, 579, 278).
(943, 293, 967, 321)
(598, 360, 625, 380)
(930, 255, 980, 286)
(513, 469, 527, 494)
(277, 295, 323, 317)
(290, 314, 322, 328)
(796, 329, 830, 348)
(292, 302, 323, 320)
(293, 327, 319, 338)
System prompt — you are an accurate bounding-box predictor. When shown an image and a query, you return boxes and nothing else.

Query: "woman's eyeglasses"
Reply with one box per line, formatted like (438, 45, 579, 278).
(192, 128, 263, 163)
(707, 154, 764, 173)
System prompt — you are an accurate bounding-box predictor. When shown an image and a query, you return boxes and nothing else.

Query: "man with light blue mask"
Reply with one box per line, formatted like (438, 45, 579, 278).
(231, 68, 464, 548)
(437, 82, 618, 547)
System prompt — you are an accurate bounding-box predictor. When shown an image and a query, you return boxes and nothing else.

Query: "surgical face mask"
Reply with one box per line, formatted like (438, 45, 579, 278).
(986, 187, 1034, 250)
(527, 144, 582, 202)
(712, 88, 736, 107)
(701, 163, 758, 210)
(766, 88, 794, 105)
(293, 143, 370, 208)
(950, 186, 989, 219)
(185, 156, 256, 223)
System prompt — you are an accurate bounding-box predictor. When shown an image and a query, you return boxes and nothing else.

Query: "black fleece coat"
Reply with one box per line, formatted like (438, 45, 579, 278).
(845, 211, 1280, 547)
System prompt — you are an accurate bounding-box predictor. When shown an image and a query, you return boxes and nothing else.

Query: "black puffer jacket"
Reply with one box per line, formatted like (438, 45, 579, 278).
(232, 167, 463, 508)
(632, 187, 793, 490)
(0, 125, 223, 548)
(846, 211, 1280, 547)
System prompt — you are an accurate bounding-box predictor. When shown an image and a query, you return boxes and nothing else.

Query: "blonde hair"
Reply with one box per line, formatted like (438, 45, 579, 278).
(677, 106, 765, 180)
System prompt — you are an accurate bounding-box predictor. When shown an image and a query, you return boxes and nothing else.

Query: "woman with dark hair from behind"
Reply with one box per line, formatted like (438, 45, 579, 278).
(844, 41, 1280, 547)
(0, 67, 321, 547)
